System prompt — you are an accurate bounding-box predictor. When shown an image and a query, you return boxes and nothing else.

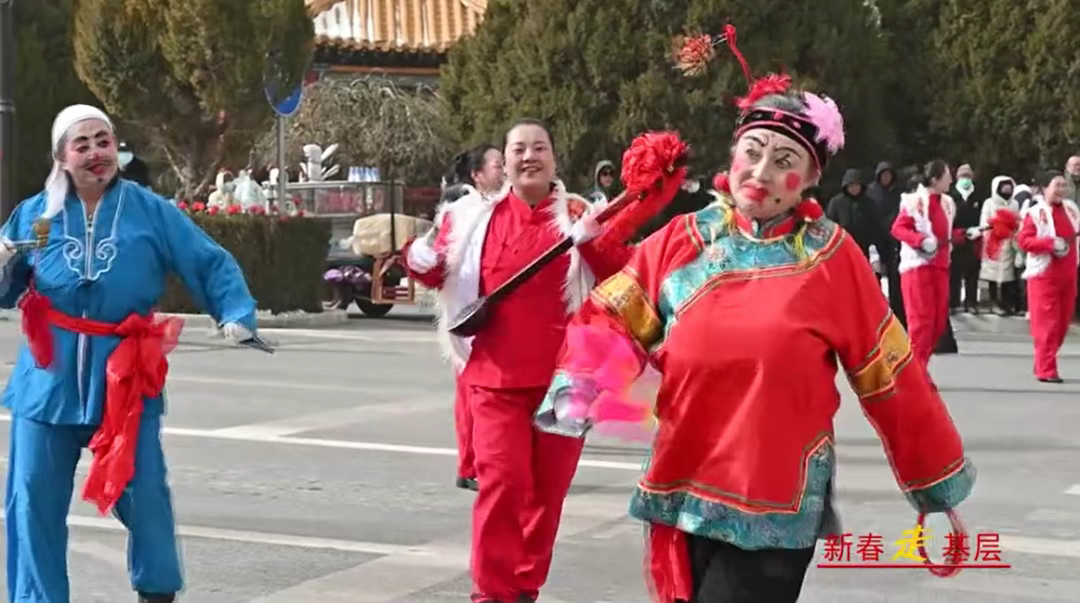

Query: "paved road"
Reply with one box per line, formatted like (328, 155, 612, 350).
(0, 308, 1076, 602)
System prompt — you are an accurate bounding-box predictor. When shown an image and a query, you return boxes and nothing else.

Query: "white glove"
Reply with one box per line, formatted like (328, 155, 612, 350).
(1014, 253, 1025, 269)
(0, 237, 15, 271)
(1053, 237, 1069, 258)
(966, 227, 982, 240)
(406, 238, 440, 272)
(221, 322, 254, 344)
(570, 213, 602, 245)
(868, 245, 882, 274)
(920, 236, 939, 255)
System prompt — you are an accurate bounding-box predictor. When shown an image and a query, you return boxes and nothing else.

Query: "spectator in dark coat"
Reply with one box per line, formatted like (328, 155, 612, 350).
(867, 161, 906, 326)
(826, 168, 884, 260)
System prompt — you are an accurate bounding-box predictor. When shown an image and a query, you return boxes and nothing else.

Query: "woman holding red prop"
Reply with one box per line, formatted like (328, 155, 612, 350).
(534, 26, 975, 603)
(891, 160, 982, 374)
(1016, 170, 1079, 383)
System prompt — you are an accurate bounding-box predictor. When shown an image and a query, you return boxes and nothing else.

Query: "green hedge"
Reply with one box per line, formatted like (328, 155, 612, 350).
(158, 213, 331, 314)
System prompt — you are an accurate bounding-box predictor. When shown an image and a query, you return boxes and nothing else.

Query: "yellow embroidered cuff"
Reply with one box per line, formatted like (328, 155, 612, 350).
(592, 270, 662, 347)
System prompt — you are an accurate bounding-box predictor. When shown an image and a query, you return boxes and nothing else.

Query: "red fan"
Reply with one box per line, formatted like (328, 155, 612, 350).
(984, 209, 1020, 260)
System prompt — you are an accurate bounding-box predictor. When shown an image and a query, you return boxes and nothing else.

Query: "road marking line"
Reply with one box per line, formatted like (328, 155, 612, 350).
(0, 414, 644, 471)
(209, 398, 451, 438)
(1065, 484, 1080, 496)
(257, 328, 437, 343)
(1001, 534, 1080, 558)
(0, 510, 451, 558)
(69, 539, 129, 569)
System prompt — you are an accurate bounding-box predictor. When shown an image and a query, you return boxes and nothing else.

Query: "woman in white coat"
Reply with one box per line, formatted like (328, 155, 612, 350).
(980, 175, 1021, 315)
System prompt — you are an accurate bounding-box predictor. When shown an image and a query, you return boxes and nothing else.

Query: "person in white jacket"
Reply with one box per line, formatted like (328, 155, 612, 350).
(979, 176, 1021, 315)
(1015, 171, 1079, 383)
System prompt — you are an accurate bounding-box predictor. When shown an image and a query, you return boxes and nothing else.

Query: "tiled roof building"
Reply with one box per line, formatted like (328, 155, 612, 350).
(306, 0, 487, 76)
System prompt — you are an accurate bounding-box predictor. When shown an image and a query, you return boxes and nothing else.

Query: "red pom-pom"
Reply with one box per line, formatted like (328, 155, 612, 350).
(226, 204, 242, 215)
(794, 199, 824, 222)
(673, 34, 716, 77)
(191, 201, 206, 213)
(207, 205, 220, 215)
(177, 201, 189, 211)
(736, 73, 793, 111)
(984, 209, 1020, 260)
(620, 131, 689, 193)
(712, 172, 730, 193)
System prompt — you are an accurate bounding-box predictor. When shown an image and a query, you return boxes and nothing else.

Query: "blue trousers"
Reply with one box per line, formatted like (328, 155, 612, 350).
(5, 414, 184, 602)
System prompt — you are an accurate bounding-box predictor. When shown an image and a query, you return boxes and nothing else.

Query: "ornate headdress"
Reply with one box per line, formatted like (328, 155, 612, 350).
(673, 24, 845, 170)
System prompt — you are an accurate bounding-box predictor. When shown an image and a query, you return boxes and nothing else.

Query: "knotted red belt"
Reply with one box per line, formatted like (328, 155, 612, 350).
(18, 287, 183, 514)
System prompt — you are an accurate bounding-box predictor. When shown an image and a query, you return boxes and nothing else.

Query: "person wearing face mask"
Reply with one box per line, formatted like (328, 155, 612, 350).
(401, 119, 636, 603)
(891, 160, 982, 374)
(1016, 170, 1079, 383)
(437, 143, 506, 493)
(949, 164, 982, 314)
(0, 105, 258, 603)
(979, 176, 1021, 315)
(534, 32, 974, 602)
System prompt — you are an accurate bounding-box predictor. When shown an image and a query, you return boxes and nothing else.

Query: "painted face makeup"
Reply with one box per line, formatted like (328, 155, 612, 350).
(728, 128, 815, 220)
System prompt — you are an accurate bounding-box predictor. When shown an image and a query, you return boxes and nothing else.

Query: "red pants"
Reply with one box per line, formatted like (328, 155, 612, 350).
(455, 376, 476, 479)
(901, 266, 950, 372)
(469, 386, 585, 602)
(1027, 274, 1078, 378)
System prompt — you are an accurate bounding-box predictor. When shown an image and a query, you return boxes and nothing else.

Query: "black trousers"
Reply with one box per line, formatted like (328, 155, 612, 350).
(987, 281, 1021, 314)
(678, 535, 816, 603)
(950, 248, 980, 309)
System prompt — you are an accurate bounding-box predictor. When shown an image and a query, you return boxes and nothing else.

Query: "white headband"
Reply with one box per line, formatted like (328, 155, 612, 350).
(43, 104, 114, 219)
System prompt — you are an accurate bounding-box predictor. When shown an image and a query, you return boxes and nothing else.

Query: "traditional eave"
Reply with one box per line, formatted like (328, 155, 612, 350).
(307, 0, 485, 58)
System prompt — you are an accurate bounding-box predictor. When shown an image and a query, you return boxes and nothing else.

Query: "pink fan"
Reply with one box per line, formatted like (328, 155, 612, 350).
(562, 324, 658, 441)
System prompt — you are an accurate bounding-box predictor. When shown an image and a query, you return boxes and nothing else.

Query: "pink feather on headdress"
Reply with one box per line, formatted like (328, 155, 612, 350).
(801, 92, 846, 154)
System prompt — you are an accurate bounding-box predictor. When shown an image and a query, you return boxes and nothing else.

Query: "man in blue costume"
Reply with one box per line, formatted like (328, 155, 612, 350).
(0, 104, 259, 602)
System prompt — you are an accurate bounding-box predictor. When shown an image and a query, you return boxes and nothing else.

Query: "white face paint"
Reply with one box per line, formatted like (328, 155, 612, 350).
(58, 118, 118, 196)
(728, 128, 817, 220)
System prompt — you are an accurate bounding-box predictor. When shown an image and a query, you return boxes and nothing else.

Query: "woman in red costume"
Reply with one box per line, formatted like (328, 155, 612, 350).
(1016, 170, 1079, 383)
(891, 160, 982, 374)
(402, 119, 634, 603)
(533, 30, 976, 603)
(439, 143, 506, 491)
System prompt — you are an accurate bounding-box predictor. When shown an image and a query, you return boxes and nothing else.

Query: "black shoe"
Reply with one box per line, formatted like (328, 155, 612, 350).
(1038, 376, 1064, 384)
(456, 477, 479, 491)
(138, 594, 176, 603)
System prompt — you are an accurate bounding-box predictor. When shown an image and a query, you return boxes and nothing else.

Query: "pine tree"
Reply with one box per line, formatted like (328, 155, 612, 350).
(73, 0, 314, 198)
(440, 0, 895, 191)
(13, 0, 98, 201)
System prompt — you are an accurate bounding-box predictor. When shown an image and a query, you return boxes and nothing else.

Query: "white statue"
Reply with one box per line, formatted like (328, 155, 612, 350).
(207, 169, 235, 208)
(298, 143, 340, 182)
(233, 169, 267, 209)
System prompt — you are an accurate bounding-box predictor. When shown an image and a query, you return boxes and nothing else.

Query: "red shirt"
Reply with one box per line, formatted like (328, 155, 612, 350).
(1017, 203, 1079, 282)
(403, 192, 630, 390)
(890, 193, 952, 269)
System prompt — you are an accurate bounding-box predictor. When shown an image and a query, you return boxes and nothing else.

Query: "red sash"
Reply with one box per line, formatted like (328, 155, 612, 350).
(645, 523, 692, 603)
(18, 287, 183, 514)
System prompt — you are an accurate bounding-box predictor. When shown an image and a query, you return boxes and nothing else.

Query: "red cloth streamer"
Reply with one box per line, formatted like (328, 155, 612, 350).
(721, 24, 752, 87)
(984, 209, 1019, 260)
(19, 288, 184, 514)
(645, 524, 693, 603)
